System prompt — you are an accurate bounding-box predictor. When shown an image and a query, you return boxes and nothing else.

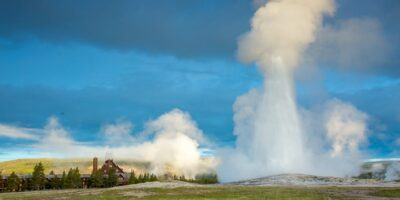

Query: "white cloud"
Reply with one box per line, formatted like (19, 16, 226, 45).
(101, 119, 135, 145)
(0, 124, 40, 140)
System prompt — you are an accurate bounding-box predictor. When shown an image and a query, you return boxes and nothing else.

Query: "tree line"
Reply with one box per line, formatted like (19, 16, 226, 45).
(0, 162, 218, 193)
(170, 173, 219, 184)
(0, 162, 120, 192)
(127, 170, 158, 184)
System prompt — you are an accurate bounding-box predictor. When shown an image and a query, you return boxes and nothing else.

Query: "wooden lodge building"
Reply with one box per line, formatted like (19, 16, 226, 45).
(0, 157, 129, 192)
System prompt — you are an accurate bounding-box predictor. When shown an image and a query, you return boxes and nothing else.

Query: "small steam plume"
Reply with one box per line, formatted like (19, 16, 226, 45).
(218, 0, 369, 182)
(385, 162, 400, 181)
(325, 99, 368, 158)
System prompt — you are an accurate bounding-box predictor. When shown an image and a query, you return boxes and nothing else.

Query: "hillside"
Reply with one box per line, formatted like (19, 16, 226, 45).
(0, 158, 150, 175)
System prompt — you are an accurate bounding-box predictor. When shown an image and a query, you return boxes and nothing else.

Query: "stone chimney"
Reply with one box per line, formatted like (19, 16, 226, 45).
(92, 157, 98, 173)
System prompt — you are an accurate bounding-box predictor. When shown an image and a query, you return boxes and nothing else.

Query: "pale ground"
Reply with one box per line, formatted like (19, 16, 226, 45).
(0, 180, 400, 200)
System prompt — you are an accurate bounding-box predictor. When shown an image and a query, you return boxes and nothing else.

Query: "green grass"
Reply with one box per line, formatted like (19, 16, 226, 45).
(0, 186, 324, 200)
(370, 188, 400, 197)
(139, 187, 324, 200)
(2, 185, 399, 200)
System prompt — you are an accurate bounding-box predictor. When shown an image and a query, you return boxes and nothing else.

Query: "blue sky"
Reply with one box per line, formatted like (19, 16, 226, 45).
(0, 0, 399, 160)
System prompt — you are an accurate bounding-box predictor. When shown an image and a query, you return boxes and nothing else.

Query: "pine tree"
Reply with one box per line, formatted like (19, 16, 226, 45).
(0, 171, 3, 190)
(150, 174, 158, 182)
(145, 173, 150, 182)
(61, 171, 67, 189)
(138, 174, 144, 183)
(128, 170, 138, 184)
(66, 168, 81, 189)
(90, 170, 104, 188)
(21, 178, 29, 191)
(7, 172, 20, 192)
(31, 162, 46, 190)
(72, 167, 82, 188)
(179, 175, 186, 181)
(65, 168, 73, 189)
(47, 171, 61, 190)
(105, 168, 118, 187)
(53, 175, 61, 189)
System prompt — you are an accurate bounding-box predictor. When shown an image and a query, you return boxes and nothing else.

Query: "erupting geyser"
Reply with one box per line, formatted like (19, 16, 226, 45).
(253, 58, 309, 172)
(218, 0, 368, 182)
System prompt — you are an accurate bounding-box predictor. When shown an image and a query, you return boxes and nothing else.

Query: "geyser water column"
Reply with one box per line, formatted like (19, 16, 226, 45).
(219, 0, 336, 180)
(252, 57, 307, 173)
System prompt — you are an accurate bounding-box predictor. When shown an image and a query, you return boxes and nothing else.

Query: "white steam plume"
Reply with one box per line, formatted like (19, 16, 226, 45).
(218, 0, 371, 182)
(385, 162, 400, 181)
(238, 0, 335, 70)
(325, 99, 368, 157)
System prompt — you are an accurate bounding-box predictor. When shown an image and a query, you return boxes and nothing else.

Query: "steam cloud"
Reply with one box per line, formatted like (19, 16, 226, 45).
(325, 99, 368, 157)
(1, 109, 216, 178)
(218, 0, 369, 182)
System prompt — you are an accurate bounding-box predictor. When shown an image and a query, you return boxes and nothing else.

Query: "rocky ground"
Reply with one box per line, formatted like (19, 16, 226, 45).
(229, 173, 400, 187)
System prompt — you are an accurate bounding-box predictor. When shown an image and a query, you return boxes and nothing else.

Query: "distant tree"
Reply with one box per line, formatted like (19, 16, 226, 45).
(90, 170, 104, 188)
(65, 168, 73, 189)
(61, 171, 67, 189)
(179, 175, 186, 181)
(194, 174, 219, 184)
(173, 174, 178, 180)
(47, 171, 61, 189)
(150, 174, 158, 182)
(142, 173, 148, 183)
(128, 170, 138, 184)
(66, 168, 81, 189)
(105, 168, 118, 187)
(7, 172, 20, 192)
(20, 178, 29, 191)
(51, 175, 62, 189)
(0, 171, 3, 191)
(138, 174, 144, 183)
(72, 167, 82, 188)
(31, 162, 46, 190)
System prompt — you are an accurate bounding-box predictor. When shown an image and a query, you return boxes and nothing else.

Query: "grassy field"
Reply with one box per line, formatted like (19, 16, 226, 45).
(0, 182, 400, 200)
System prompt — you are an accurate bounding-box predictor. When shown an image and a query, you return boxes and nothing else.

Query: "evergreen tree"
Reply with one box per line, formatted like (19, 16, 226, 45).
(61, 171, 67, 189)
(105, 168, 118, 187)
(89, 170, 104, 188)
(0, 171, 3, 191)
(128, 170, 138, 184)
(150, 174, 158, 182)
(144, 173, 150, 182)
(47, 171, 54, 189)
(66, 168, 81, 189)
(65, 168, 73, 189)
(31, 162, 46, 190)
(72, 167, 82, 188)
(138, 174, 144, 183)
(53, 175, 61, 189)
(7, 172, 20, 192)
(47, 171, 61, 190)
(194, 174, 219, 184)
(21, 178, 29, 191)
